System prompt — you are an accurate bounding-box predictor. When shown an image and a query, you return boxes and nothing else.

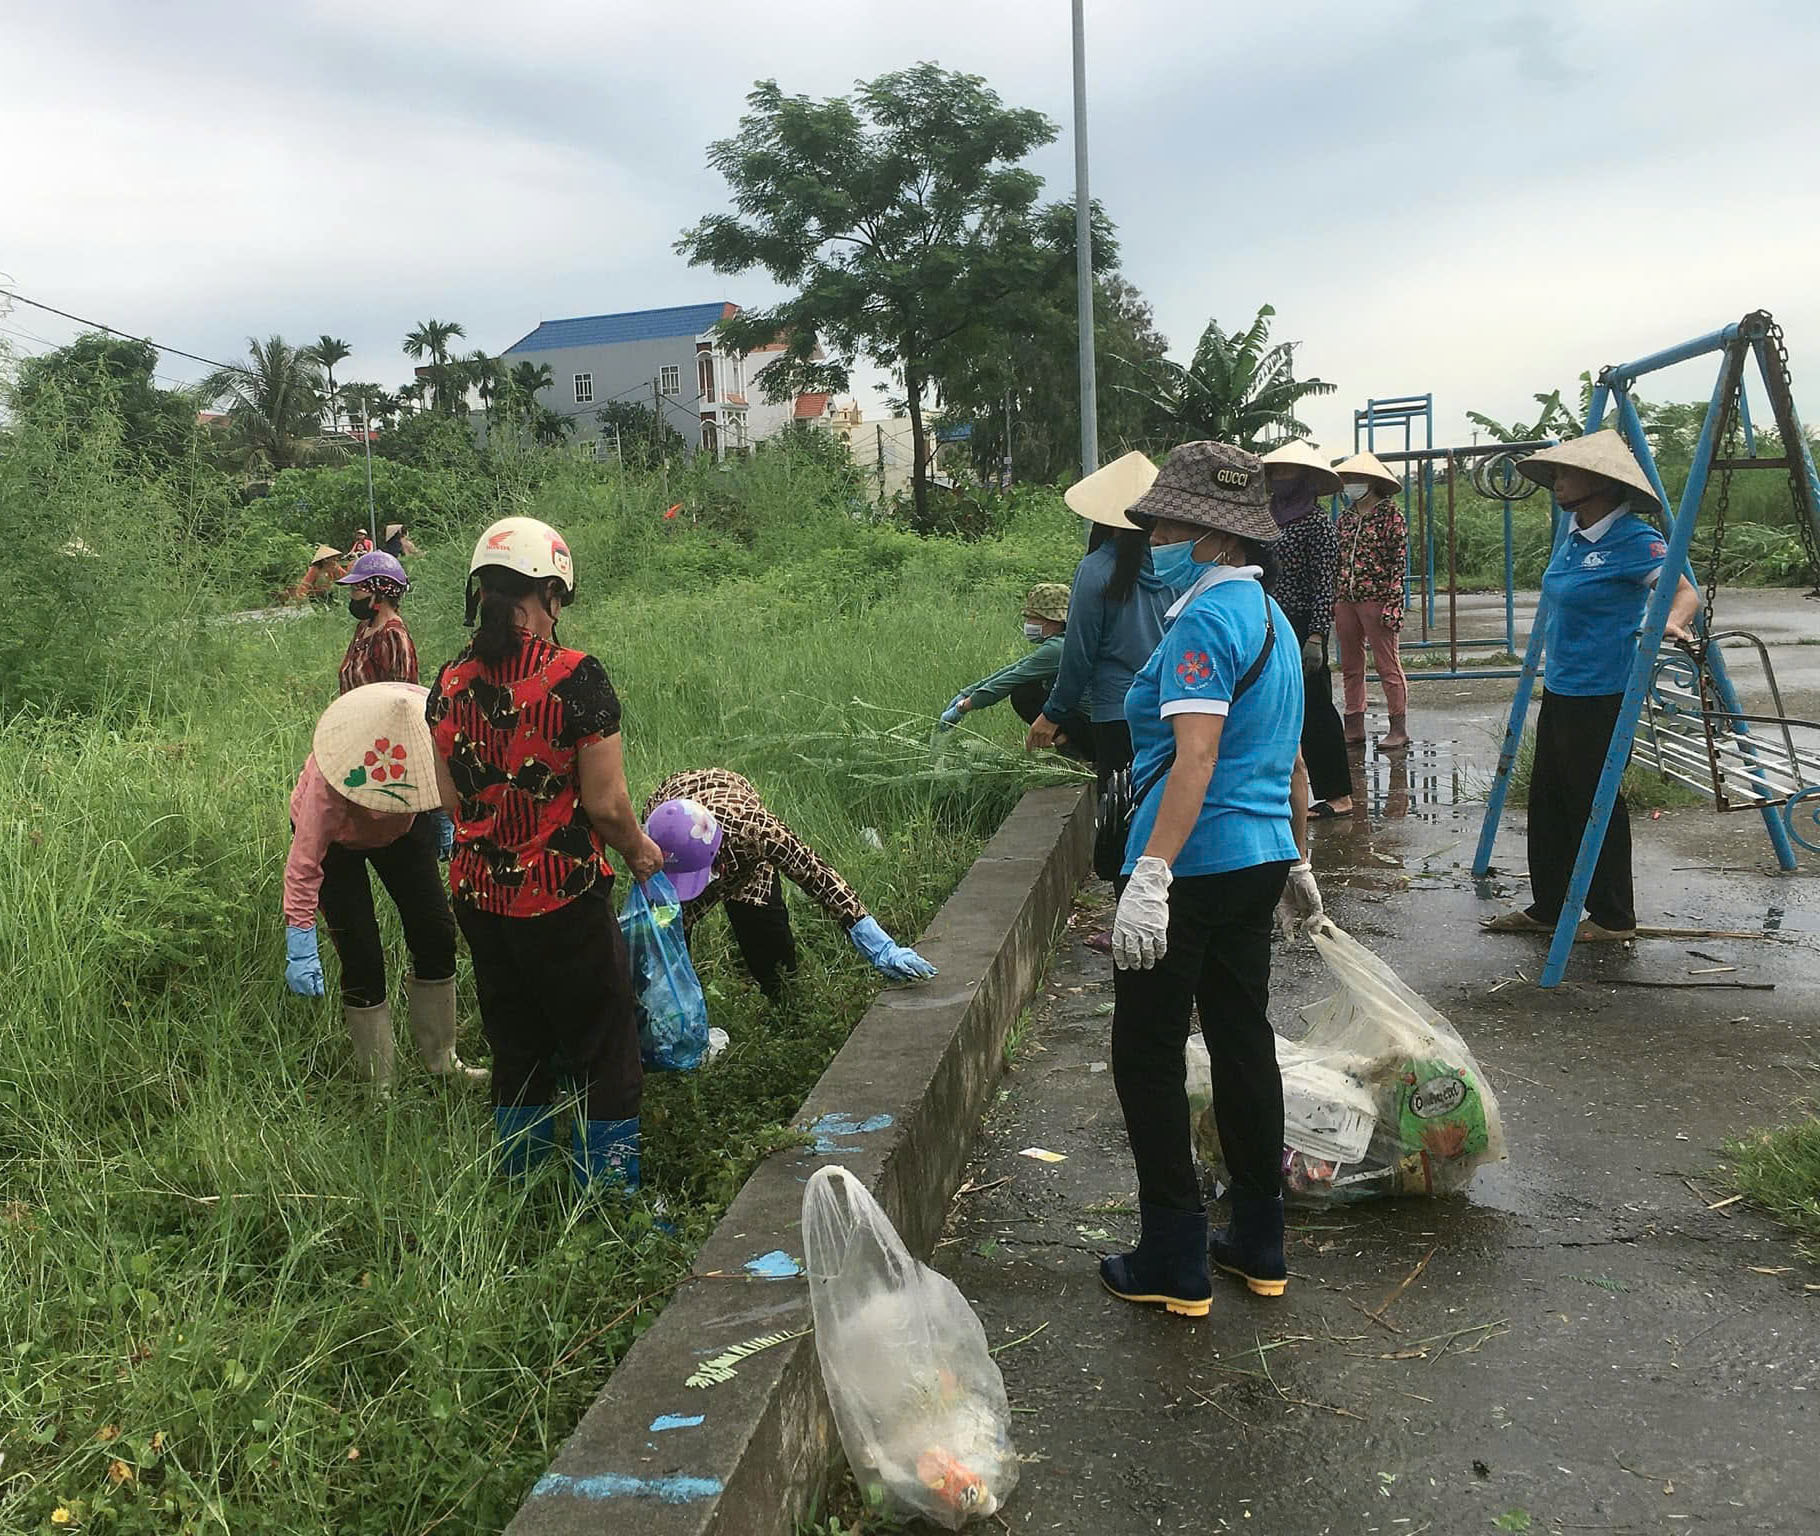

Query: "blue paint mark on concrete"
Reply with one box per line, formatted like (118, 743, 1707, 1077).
(805, 1111, 895, 1153)
(532, 1471, 723, 1504)
(744, 1250, 802, 1279)
(650, 1413, 706, 1433)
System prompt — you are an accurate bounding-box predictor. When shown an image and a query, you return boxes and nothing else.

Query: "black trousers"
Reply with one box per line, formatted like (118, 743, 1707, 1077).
(1090, 719, 1137, 883)
(317, 815, 457, 1008)
(1527, 690, 1636, 931)
(722, 883, 799, 1001)
(1300, 659, 1353, 805)
(1111, 861, 1291, 1211)
(1011, 681, 1094, 763)
(456, 883, 643, 1119)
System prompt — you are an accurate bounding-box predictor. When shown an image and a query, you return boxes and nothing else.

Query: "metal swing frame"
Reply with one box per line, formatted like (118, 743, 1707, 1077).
(1471, 310, 1820, 988)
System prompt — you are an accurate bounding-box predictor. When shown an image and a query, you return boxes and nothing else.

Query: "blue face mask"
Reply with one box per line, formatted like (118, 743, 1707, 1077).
(1150, 537, 1217, 588)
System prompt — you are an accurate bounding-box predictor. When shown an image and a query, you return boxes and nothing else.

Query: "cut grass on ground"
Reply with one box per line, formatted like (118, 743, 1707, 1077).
(1730, 1114, 1820, 1260)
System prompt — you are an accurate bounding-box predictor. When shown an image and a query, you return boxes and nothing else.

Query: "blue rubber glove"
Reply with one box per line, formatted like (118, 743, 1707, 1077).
(284, 924, 325, 997)
(432, 810, 455, 862)
(849, 916, 938, 981)
(938, 704, 964, 731)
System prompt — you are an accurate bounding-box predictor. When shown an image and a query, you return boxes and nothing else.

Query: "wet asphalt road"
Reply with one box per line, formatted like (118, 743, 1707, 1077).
(932, 683, 1820, 1536)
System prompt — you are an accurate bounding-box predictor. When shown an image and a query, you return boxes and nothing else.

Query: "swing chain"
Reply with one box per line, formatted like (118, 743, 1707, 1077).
(1698, 397, 1739, 660)
(1762, 318, 1820, 592)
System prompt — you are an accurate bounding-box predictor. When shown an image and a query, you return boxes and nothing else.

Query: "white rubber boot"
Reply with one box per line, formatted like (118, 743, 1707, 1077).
(406, 974, 489, 1084)
(345, 1001, 396, 1090)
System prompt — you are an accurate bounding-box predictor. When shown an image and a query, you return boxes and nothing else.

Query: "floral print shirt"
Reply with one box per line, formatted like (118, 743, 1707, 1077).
(1336, 501, 1409, 628)
(643, 768, 868, 931)
(426, 634, 622, 917)
(339, 615, 418, 695)
(1271, 513, 1339, 644)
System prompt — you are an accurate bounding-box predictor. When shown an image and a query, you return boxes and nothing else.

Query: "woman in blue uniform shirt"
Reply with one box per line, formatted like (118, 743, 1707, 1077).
(1099, 442, 1322, 1318)
(1483, 430, 1698, 941)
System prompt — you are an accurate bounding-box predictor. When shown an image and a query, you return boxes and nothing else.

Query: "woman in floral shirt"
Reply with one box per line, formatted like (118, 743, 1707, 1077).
(1332, 451, 1410, 750)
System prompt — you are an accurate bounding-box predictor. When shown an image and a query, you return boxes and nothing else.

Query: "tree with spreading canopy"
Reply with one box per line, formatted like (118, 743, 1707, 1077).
(10, 333, 203, 471)
(678, 63, 1059, 522)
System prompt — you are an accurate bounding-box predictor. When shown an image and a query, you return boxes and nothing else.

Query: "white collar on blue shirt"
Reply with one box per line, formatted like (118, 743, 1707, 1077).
(1165, 562, 1265, 621)
(1572, 501, 1630, 544)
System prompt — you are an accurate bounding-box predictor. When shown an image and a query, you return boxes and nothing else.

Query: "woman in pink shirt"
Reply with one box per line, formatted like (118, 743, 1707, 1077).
(282, 682, 484, 1087)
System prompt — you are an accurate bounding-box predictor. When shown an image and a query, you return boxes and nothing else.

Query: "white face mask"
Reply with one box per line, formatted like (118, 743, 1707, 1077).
(1342, 485, 1376, 508)
(1022, 621, 1047, 642)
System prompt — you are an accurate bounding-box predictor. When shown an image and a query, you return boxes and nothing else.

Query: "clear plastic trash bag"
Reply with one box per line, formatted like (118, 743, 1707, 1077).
(1196, 918, 1507, 1202)
(802, 1166, 1018, 1528)
(619, 873, 710, 1071)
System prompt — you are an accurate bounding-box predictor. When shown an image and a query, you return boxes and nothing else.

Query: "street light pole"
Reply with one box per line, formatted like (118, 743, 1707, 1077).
(360, 402, 377, 548)
(1072, 0, 1099, 478)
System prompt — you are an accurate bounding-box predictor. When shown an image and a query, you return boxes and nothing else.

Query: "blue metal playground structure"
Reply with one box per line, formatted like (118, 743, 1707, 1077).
(1354, 396, 1548, 679)
(1470, 311, 1820, 987)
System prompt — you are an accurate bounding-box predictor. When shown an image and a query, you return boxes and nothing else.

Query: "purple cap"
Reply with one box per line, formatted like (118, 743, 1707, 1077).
(336, 550, 410, 589)
(645, 797, 723, 901)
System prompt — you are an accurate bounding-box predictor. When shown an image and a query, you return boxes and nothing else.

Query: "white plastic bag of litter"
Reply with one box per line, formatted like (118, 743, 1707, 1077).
(802, 1165, 1018, 1528)
(1197, 919, 1507, 1202)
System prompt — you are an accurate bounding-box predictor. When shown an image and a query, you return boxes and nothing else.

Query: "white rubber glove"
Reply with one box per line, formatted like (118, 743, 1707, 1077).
(1112, 856, 1172, 971)
(1276, 859, 1324, 942)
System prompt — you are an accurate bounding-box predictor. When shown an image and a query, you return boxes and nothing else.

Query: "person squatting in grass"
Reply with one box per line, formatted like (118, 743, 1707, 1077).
(1261, 438, 1354, 817)
(281, 682, 487, 1089)
(642, 770, 938, 1002)
(1099, 441, 1324, 1318)
(1481, 429, 1699, 944)
(1027, 452, 1182, 872)
(426, 516, 666, 1194)
(285, 544, 346, 605)
(939, 584, 1076, 747)
(1332, 449, 1411, 750)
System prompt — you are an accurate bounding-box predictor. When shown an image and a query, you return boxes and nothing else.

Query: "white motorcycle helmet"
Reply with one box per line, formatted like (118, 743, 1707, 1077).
(464, 516, 576, 623)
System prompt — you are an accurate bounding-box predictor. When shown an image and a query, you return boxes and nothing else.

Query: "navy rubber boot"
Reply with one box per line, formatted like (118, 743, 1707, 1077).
(570, 1117, 641, 1195)
(493, 1105, 556, 1179)
(1099, 1202, 1212, 1317)
(1210, 1191, 1288, 1297)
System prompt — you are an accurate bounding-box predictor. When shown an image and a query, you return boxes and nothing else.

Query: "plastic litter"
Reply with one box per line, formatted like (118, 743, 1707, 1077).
(1196, 919, 1506, 1202)
(705, 1026, 730, 1063)
(619, 873, 710, 1071)
(802, 1166, 1018, 1528)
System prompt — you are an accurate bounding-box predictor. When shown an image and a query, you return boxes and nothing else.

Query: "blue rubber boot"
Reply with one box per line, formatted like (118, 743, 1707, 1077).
(570, 1117, 641, 1195)
(1210, 1191, 1288, 1297)
(1098, 1202, 1212, 1318)
(493, 1105, 555, 1179)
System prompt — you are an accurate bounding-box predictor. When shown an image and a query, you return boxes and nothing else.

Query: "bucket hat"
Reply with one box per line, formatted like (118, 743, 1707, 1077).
(1022, 583, 1071, 623)
(1515, 429, 1662, 514)
(1332, 451, 1402, 496)
(336, 550, 411, 590)
(646, 797, 724, 902)
(1063, 450, 1159, 530)
(1260, 439, 1343, 497)
(312, 682, 442, 814)
(311, 544, 343, 564)
(1125, 441, 1280, 544)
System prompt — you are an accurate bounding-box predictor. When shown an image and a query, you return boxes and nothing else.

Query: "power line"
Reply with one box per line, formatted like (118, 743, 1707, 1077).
(0, 288, 238, 372)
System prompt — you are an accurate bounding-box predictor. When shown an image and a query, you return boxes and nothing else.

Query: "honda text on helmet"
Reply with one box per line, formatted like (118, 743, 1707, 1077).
(464, 516, 577, 624)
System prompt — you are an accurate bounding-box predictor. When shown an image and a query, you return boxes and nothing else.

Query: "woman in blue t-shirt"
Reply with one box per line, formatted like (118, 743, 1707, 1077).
(1098, 441, 1323, 1319)
(1483, 431, 1698, 942)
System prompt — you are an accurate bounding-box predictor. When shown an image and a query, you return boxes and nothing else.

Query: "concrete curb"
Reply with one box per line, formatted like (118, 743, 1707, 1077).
(505, 783, 1093, 1536)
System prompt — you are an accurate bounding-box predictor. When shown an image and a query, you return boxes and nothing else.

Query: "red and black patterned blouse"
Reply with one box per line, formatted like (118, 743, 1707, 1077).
(339, 615, 418, 695)
(426, 633, 623, 917)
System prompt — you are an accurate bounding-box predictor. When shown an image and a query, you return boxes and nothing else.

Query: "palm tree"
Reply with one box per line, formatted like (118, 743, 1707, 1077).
(461, 350, 500, 418)
(395, 380, 426, 416)
(1129, 304, 1334, 452)
(338, 380, 384, 430)
(403, 319, 466, 412)
(305, 334, 352, 431)
(202, 336, 328, 470)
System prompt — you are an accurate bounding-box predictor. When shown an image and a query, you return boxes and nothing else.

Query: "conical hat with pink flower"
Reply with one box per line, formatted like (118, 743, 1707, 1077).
(313, 682, 442, 813)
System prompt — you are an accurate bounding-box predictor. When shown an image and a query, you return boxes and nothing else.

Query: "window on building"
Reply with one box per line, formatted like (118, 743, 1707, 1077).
(572, 373, 593, 404)
(659, 364, 681, 396)
(701, 420, 720, 458)
(698, 354, 715, 403)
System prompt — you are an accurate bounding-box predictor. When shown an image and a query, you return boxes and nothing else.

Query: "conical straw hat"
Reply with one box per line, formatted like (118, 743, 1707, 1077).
(1260, 438, 1343, 496)
(311, 682, 442, 814)
(1516, 428, 1662, 514)
(311, 544, 343, 563)
(1332, 451, 1402, 495)
(1064, 450, 1160, 529)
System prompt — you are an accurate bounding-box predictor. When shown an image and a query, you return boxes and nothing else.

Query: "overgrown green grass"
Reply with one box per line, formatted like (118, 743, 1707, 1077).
(0, 432, 1088, 1531)
(1730, 1114, 1820, 1260)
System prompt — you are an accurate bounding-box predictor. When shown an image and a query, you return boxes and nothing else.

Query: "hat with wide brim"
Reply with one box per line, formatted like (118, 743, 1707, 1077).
(1023, 583, 1071, 623)
(1063, 450, 1159, 529)
(312, 682, 442, 814)
(1332, 451, 1402, 496)
(1260, 439, 1343, 497)
(1515, 428, 1662, 514)
(311, 544, 343, 564)
(1125, 441, 1280, 544)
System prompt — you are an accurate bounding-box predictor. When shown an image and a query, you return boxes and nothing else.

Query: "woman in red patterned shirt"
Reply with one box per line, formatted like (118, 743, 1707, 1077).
(426, 517, 664, 1196)
(335, 550, 419, 694)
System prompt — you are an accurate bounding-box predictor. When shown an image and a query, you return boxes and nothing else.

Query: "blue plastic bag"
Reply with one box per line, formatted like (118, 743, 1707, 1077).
(620, 873, 711, 1071)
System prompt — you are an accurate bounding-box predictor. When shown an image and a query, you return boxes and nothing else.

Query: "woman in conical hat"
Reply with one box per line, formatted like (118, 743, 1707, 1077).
(1481, 429, 1699, 942)
(1331, 450, 1410, 749)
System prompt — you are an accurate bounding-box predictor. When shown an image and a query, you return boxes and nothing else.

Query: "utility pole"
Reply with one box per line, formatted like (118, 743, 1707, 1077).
(360, 401, 377, 547)
(1072, 0, 1099, 478)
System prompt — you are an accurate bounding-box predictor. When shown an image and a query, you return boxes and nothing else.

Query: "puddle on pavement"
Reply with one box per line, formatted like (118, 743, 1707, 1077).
(1345, 737, 1482, 825)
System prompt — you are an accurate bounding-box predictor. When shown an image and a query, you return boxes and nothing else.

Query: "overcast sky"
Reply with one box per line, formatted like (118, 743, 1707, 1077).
(5, 0, 1819, 455)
